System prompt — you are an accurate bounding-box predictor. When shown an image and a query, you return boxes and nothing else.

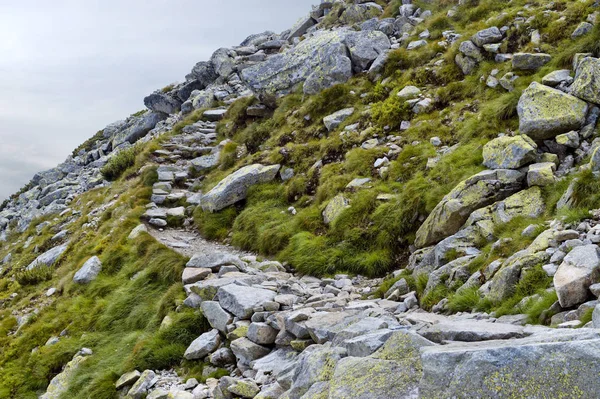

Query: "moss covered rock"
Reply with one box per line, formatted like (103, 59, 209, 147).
(517, 82, 588, 140)
(415, 169, 525, 248)
(571, 57, 600, 105)
(322, 194, 351, 225)
(200, 164, 280, 212)
(482, 135, 537, 170)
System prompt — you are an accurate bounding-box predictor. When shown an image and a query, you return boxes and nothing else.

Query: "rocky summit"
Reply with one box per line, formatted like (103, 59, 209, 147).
(5, 0, 600, 398)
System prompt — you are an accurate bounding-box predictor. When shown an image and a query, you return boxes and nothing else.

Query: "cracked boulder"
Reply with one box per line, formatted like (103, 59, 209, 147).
(415, 169, 525, 248)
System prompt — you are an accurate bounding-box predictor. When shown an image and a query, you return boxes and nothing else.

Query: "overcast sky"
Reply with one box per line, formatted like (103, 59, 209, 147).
(0, 0, 315, 200)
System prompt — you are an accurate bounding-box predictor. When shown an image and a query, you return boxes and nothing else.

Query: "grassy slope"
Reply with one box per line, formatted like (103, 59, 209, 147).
(194, 0, 600, 279)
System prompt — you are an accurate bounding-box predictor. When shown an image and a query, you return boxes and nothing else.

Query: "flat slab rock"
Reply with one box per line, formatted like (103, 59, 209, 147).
(420, 330, 600, 398)
(216, 284, 276, 319)
(418, 320, 529, 343)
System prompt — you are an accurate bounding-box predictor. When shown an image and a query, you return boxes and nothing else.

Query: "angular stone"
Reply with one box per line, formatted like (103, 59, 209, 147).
(555, 131, 580, 148)
(201, 301, 233, 333)
(323, 108, 354, 132)
(112, 112, 166, 147)
(527, 162, 556, 187)
(228, 380, 260, 398)
(459, 40, 483, 62)
(184, 329, 221, 360)
(144, 92, 181, 115)
(344, 30, 391, 72)
(128, 224, 148, 240)
(517, 82, 588, 140)
(187, 251, 243, 270)
(182, 267, 211, 284)
(217, 284, 276, 319)
(73, 256, 102, 284)
(554, 245, 600, 308)
(248, 322, 278, 345)
(127, 370, 156, 399)
(512, 53, 551, 70)
(482, 135, 537, 169)
(471, 26, 503, 47)
(201, 164, 280, 212)
(115, 370, 141, 390)
(288, 15, 317, 39)
(542, 69, 573, 87)
(341, 329, 394, 357)
(286, 345, 347, 399)
(571, 57, 600, 105)
(26, 243, 69, 270)
(455, 53, 478, 75)
(572, 21, 594, 39)
(397, 85, 421, 99)
(230, 337, 271, 366)
(415, 169, 525, 248)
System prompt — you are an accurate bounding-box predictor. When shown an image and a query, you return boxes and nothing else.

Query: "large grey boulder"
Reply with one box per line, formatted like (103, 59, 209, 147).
(201, 301, 233, 333)
(465, 187, 545, 231)
(240, 30, 353, 96)
(482, 135, 537, 169)
(73, 256, 102, 284)
(517, 82, 588, 140)
(343, 30, 391, 72)
(112, 112, 167, 147)
(200, 164, 280, 212)
(184, 329, 221, 360)
(216, 284, 276, 319)
(186, 61, 218, 87)
(210, 48, 236, 79)
(285, 345, 347, 399)
(554, 245, 600, 308)
(143, 92, 181, 115)
(420, 330, 600, 398)
(571, 57, 600, 105)
(26, 243, 69, 270)
(512, 53, 551, 70)
(415, 169, 525, 248)
(328, 330, 432, 399)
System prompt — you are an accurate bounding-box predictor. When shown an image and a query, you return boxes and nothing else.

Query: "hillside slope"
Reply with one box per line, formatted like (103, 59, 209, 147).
(2, 0, 600, 398)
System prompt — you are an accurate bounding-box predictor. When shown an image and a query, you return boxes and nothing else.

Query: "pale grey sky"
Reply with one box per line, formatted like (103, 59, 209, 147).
(0, 0, 315, 200)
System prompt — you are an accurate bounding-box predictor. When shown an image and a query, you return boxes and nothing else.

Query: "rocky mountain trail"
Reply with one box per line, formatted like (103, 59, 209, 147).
(6, 0, 600, 397)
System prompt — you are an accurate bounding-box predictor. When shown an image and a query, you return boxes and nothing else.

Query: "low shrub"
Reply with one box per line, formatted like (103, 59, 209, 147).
(15, 267, 53, 286)
(101, 145, 142, 181)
